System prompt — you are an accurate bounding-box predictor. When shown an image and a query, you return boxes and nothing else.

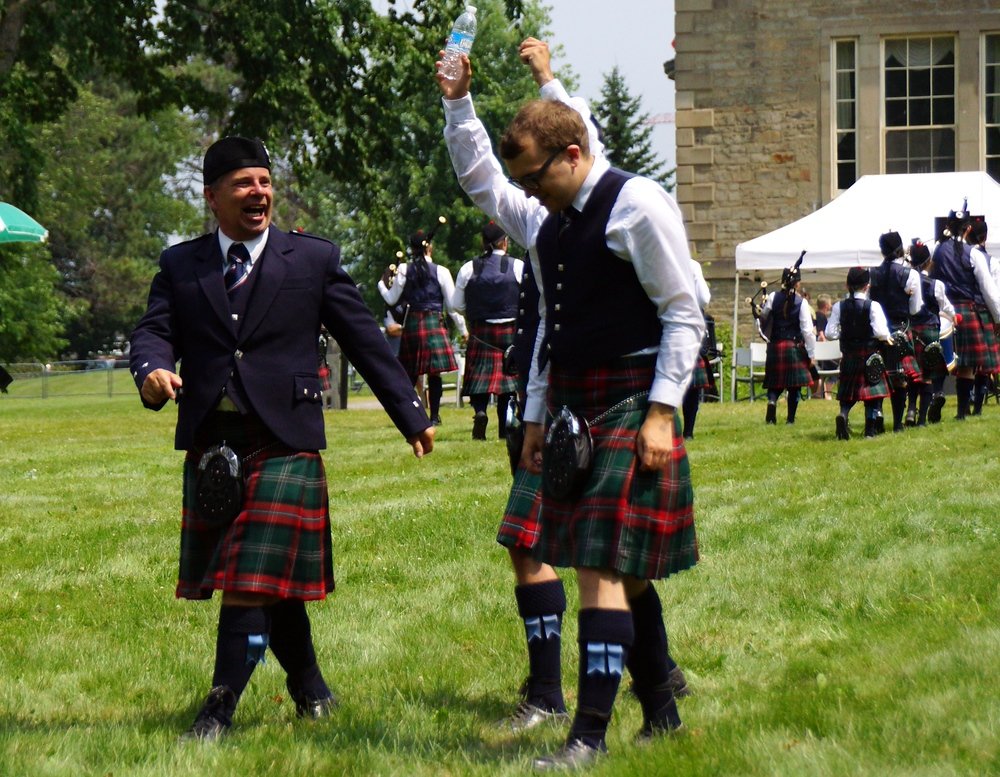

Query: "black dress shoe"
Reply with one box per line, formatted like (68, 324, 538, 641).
(501, 701, 570, 733)
(835, 414, 850, 440)
(532, 738, 606, 771)
(431, 415, 443, 426)
(181, 685, 236, 742)
(472, 411, 488, 440)
(287, 679, 339, 719)
(765, 402, 777, 424)
(928, 393, 945, 423)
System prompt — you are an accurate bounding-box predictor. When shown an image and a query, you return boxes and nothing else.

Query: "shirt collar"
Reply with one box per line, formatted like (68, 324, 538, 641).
(569, 155, 610, 214)
(218, 228, 268, 267)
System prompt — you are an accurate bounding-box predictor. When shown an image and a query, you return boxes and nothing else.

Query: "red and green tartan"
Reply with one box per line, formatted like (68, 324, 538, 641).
(462, 320, 518, 397)
(881, 330, 921, 389)
(178, 447, 333, 601)
(690, 353, 713, 391)
(398, 309, 458, 381)
(953, 300, 1000, 374)
(497, 467, 544, 550)
(763, 339, 813, 390)
(529, 355, 698, 581)
(910, 320, 945, 383)
(837, 343, 889, 402)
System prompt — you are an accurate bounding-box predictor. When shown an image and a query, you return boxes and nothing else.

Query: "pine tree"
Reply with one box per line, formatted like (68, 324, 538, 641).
(593, 66, 674, 190)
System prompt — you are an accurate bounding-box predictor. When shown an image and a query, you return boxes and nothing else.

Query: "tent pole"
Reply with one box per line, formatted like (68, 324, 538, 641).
(731, 272, 740, 401)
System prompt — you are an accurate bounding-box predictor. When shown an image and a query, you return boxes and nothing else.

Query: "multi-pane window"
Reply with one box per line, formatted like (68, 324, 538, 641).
(986, 34, 1000, 183)
(884, 36, 955, 173)
(834, 40, 857, 190)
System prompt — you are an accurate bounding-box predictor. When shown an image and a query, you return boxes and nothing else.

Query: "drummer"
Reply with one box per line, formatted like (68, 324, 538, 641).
(906, 241, 956, 425)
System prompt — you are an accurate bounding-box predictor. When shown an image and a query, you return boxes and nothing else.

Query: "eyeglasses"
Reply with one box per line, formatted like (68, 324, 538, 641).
(507, 147, 565, 191)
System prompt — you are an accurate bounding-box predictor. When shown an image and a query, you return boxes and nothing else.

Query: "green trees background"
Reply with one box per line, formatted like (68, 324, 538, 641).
(0, 0, 672, 361)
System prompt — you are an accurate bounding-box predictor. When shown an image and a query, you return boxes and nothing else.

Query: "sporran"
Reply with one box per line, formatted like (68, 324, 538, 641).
(195, 443, 244, 527)
(542, 406, 593, 502)
(864, 352, 885, 385)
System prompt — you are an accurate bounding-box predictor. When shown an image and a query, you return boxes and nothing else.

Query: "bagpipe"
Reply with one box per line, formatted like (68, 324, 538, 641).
(745, 250, 806, 343)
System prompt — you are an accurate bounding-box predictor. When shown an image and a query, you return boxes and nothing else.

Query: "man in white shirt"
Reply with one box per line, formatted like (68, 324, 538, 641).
(437, 38, 702, 769)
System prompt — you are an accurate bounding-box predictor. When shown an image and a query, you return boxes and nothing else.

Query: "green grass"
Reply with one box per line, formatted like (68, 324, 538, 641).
(2, 394, 999, 776)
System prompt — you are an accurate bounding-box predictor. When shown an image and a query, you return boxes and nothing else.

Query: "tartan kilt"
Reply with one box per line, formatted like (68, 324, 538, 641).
(398, 309, 458, 379)
(497, 467, 544, 551)
(763, 339, 813, 390)
(837, 344, 889, 402)
(953, 300, 1000, 374)
(690, 353, 713, 391)
(462, 321, 518, 397)
(532, 354, 698, 581)
(177, 413, 333, 601)
(910, 320, 945, 383)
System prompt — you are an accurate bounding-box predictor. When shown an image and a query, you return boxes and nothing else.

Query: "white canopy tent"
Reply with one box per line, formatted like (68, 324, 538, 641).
(727, 171, 1000, 398)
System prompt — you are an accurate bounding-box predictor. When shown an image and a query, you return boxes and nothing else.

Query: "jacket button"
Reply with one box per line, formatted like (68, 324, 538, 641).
(558, 264, 564, 271)
(235, 349, 243, 360)
(554, 324, 561, 332)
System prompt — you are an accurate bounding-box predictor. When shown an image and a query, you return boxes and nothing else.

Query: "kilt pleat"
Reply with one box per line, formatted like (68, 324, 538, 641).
(497, 467, 544, 550)
(398, 309, 458, 379)
(178, 425, 333, 601)
(462, 321, 518, 396)
(763, 339, 813, 389)
(953, 300, 1000, 373)
(528, 355, 698, 581)
(837, 344, 889, 402)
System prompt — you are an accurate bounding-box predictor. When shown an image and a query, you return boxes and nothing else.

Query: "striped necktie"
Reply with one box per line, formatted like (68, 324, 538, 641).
(224, 242, 250, 297)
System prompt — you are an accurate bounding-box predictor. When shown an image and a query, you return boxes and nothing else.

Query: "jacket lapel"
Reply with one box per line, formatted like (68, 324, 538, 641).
(237, 225, 290, 342)
(195, 234, 234, 331)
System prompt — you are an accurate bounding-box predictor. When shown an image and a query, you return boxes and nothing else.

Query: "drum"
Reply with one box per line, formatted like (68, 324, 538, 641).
(939, 317, 957, 373)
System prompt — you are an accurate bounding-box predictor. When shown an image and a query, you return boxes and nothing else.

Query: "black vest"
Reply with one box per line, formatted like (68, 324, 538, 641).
(465, 252, 520, 322)
(869, 260, 911, 328)
(402, 260, 444, 312)
(536, 168, 661, 368)
(840, 297, 875, 350)
(222, 249, 263, 413)
(513, 256, 541, 386)
(911, 274, 940, 326)
(770, 290, 803, 341)
(931, 239, 981, 305)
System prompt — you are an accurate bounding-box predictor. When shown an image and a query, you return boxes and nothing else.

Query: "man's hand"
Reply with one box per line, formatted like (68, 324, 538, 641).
(435, 51, 472, 100)
(409, 426, 435, 458)
(635, 402, 676, 472)
(519, 421, 545, 474)
(141, 368, 182, 405)
(519, 37, 554, 87)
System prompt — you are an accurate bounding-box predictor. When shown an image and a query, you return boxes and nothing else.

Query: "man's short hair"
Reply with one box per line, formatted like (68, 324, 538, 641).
(847, 266, 870, 291)
(499, 100, 590, 161)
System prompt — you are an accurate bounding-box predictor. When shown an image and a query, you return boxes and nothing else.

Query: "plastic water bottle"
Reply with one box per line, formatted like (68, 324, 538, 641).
(440, 5, 477, 81)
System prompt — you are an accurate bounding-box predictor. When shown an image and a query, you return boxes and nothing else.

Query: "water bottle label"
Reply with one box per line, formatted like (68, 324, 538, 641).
(447, 30, 474, 55)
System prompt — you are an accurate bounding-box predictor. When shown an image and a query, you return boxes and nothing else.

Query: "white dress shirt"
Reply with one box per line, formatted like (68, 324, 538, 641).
(759, 290, 817, 359)
(442, 81, 704, 423)
(825, 292, 892, 342)
(970, 245, 1000, 320)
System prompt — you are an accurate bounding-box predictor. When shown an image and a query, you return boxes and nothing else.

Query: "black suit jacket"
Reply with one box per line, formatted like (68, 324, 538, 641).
(130, 226, 430, 451)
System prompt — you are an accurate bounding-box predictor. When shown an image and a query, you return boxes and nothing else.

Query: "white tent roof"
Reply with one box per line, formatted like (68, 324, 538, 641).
(734, 171, 1000, 271)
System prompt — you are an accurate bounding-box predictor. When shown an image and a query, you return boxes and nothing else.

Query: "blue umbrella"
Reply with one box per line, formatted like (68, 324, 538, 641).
(0, 202, 48, 244)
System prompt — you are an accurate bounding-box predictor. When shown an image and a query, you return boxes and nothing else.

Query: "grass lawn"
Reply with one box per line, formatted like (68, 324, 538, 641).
(1, 392, 999, 776)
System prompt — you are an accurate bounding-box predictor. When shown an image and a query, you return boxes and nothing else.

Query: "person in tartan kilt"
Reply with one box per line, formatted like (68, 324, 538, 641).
(868, 231, 923, 432)
(824, 267, 895, 439)
(931, 212, 1000, 420)
(439, 37, 703, 770)
(906, 241, 957, 425)
(963, 219, 1000, 414)
(130, 137, 434, 741)
(757, 267, 816, 425)
(681, 258, 713, 439)
(379, 230, 468, 425)
(451, 222, 524, 440)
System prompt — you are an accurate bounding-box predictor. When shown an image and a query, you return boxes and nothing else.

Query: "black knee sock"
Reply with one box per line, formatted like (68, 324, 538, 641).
(681, 386, 699, 438)
(497, 393, 514, 438)
(568, 609, 633, 749)
(973, 375, 989, 414)
(918, 386, 932, 425)
(890, 390, 906, 430)
(956, 377, 974, 418)
(786, 390, 799, 423)
(212, 605, 271, 701)
(268, 600, 330, 698)
(427, 375, 444, 419)
(514, 580, 566, 712)
(906, 383, 919, 413)
(839, 400, 854, 418)
(470, 393, 489, 414)
(626, 585, 682, 731)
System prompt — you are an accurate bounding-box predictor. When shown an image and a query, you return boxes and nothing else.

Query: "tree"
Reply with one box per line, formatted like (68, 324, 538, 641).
(592, 65, 673, 190)
(0, 244, 67, 360)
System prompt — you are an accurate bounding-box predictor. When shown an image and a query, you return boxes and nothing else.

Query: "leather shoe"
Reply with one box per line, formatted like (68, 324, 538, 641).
(765, 402, 777, 424)
(532, 738, 606, 771)
(181, 685, 236, 742)
(835, 414, 850, 440)
(928, 393, 945, 423)
(287, 679, 338, 719)
(637, 720, 686, 742)
(501, 701, 570, 733)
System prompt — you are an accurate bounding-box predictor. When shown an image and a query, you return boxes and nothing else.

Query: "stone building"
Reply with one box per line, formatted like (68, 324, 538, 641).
(673, 1, 1000, 277)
